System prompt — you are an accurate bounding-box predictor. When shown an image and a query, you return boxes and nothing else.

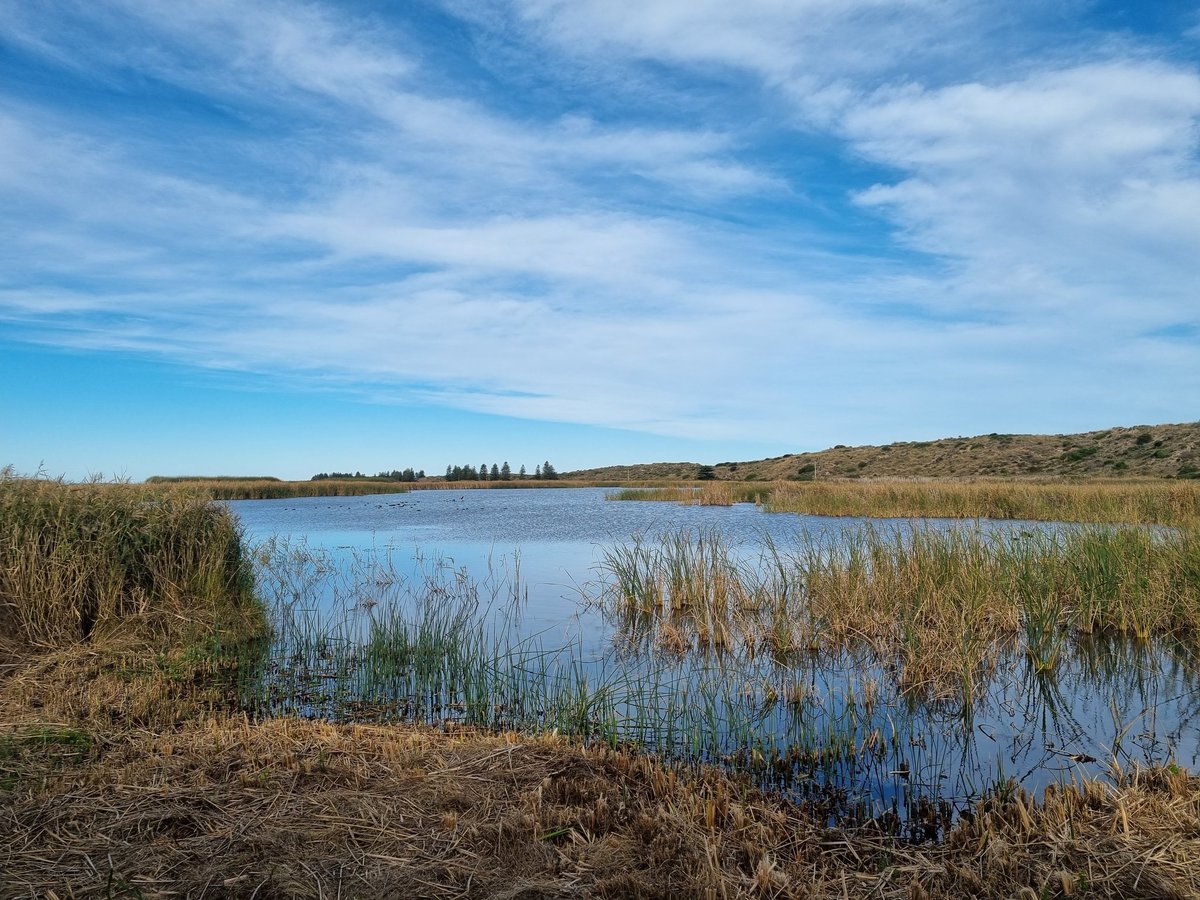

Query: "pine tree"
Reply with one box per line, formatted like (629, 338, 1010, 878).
(542, 460, 557, 480)
(500, 461, 511, 480)
(519, 465, 526, 479)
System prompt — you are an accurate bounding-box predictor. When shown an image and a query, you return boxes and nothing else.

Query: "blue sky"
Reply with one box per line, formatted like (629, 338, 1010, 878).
(2, 1, 1198, 481)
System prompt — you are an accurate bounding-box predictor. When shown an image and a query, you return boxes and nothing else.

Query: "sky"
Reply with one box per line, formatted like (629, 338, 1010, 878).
(2, 1, 1199, 481)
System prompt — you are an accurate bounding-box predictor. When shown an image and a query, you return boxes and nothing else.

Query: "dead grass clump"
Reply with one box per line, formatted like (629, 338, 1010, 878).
(3, 717, 1198, 899)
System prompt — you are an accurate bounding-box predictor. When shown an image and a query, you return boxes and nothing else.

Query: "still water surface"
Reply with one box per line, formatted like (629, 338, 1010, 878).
(230, 488, 1199, 833)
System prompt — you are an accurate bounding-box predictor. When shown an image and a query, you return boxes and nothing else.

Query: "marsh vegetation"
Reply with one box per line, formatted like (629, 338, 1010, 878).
(3, 473, 1199, 897)
(610, 478, 1200, 525)
(245, 518, 1200, 833)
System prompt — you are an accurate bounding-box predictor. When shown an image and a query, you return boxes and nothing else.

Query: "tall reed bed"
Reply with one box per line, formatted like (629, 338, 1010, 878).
(611, 478, 1200, 525)
(148, 478, 415, 500)
(609, 483, 772, 506)
(0, 470, 261, 646)
(764, 479, 1200, 525)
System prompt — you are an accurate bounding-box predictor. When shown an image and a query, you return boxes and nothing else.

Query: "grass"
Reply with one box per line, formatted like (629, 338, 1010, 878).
(0, 470, 258, 645)
(765, 479, 1200, 525)
(147, 477, 416, 500)
(2, 717, 1197, 898)
(156, 477, 641, 500)
(597, 524, 1200, 695)
(610, 477, 1200, 526)
(0, 469, 266, 727)
(609, 483, 773, 506)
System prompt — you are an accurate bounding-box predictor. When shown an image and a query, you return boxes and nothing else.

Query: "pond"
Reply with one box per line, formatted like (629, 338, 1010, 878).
(230, 487, 1200, 838)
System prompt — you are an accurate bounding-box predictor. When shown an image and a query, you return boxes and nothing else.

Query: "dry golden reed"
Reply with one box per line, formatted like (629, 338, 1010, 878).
(2, 717, 1196, 899)
(613, 478, 1200, 526)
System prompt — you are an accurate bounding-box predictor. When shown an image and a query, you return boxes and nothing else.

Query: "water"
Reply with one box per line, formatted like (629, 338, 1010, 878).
(229, 487, 1200, 837)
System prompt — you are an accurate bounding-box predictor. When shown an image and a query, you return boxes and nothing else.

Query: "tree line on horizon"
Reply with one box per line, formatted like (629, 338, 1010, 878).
(443, 461, 557, 481)
(311, 468, 426, 482)
(310, 461, 559, 482)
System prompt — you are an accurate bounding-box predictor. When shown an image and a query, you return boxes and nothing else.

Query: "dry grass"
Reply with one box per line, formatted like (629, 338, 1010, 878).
(2, 717, 1197, 899)
(0, 471, 262, 647)
(612, 479, 1200, 526)
(146, 478, 416, 500)
(0, 473, 266, 733)
(610, 484, 772, 507)
(765, 479, 1200, 526)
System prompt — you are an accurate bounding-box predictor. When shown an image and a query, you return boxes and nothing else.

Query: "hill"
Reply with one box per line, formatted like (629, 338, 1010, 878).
(566, 422, 1200, 482)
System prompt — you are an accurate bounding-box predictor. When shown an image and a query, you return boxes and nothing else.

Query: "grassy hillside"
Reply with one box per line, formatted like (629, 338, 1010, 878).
(568, 422, 1200, 482)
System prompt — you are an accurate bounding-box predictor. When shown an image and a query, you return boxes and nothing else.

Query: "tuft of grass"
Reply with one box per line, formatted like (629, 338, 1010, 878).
(0, 469, 267, 728)
(0, 724, 94, 790)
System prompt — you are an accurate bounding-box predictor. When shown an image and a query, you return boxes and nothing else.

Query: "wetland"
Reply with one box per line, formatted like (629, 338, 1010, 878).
(234, 488, 1200, 837)
(3, 473, 1199, 898)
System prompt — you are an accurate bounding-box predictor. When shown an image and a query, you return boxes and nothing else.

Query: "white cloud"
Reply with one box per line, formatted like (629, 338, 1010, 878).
(844, 62, 1200, 324)
(2, 1, 1198, 452)
(492, 0, 983, 122)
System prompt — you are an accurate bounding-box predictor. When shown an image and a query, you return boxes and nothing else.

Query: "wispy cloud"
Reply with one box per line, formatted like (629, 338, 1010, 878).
(846, 62, 1200, 318)
(1, 0, 1197, 456)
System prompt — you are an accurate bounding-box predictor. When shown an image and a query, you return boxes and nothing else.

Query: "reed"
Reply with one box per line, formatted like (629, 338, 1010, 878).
(147, 477, 416, 500)
(597, 524, 1200, 693)
(764, 478, 1200, 525)
(609, 483, 772, 505)
(0, 469, 260, 646)
(235, 519, 1200, 824)
(167, 478, 649, 500)
(0, 470, 267, 728)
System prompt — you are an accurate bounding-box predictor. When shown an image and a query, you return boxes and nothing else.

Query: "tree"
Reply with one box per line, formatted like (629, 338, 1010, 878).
(490, 463, 500, 480)
(480, 462, 490, 481)
(696, 465, 716, 480)
(500, 461, 511, 480)
(519, 464, 526, 479)
(542, 461, 557, 480)
(535, 464, 542, 478)
(446, 465, 453, 480)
